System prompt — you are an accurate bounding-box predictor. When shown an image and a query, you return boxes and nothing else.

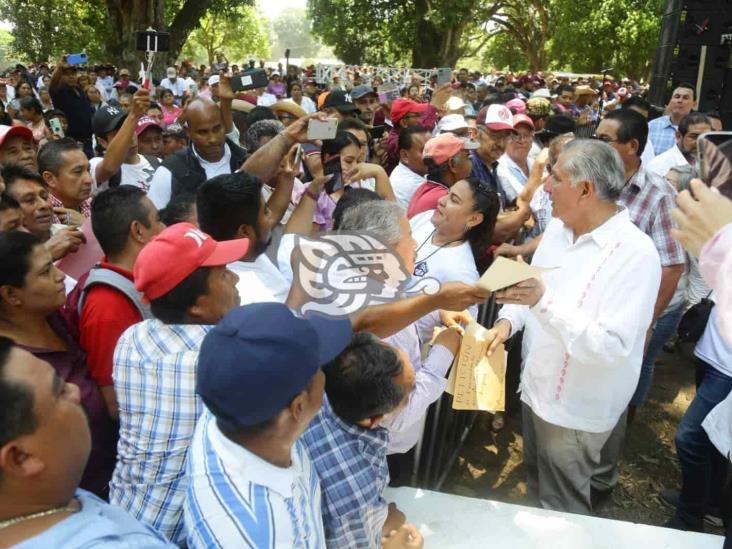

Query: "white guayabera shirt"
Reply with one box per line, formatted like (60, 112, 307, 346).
(499, 208, 661, 433)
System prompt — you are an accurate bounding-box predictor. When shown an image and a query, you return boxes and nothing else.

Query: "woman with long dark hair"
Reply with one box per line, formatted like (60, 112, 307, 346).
(409, 176, 500, 330)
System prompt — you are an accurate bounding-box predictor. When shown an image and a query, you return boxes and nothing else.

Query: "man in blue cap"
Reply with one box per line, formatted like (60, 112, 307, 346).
(184, 302, 353, 548)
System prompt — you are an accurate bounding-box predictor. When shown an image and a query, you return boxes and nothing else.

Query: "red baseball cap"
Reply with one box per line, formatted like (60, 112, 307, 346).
(134, 223, 249, 302)
(422, 133, 478, 164)
(0, 125, 34, 148)
(391, 98, 430, 124)
(512, 114, 535, 130)
(135, 116, 162, 136)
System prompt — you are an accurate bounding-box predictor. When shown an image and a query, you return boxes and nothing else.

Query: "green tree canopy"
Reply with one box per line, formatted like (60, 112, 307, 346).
(0, 0, 257, 68)
(550, 0, 664, 80)
(307, 0, 499, 68)
(308, 0, 664, 79)
(0, 0, 109, 63)
(181, 5, 269, 65)
(270, 8, 322, 60)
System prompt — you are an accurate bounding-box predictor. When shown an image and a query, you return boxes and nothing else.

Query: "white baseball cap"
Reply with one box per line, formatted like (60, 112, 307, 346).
(434, 114, 469, 136)
(477, 104, 515, 132)
(208, 75, 220, 87)
(532, 88, 552, 99)
(445, 96, 466, 111)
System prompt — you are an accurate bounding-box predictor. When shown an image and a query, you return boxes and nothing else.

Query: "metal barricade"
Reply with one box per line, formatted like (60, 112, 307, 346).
(410, 295, 499, 490)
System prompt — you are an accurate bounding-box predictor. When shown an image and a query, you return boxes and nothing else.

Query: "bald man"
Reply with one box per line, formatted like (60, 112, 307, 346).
(147, 76, 244, 209)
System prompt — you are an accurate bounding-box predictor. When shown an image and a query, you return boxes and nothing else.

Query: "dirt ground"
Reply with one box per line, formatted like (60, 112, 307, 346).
(441, 344, 725, 535)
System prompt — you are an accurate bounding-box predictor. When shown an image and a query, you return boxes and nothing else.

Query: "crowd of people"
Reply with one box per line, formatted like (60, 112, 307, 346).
(0, 53, 730, 549)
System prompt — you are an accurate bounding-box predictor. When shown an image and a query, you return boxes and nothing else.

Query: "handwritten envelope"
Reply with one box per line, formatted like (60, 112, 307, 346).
(447, 321, 507, 412)
(476, 256, 554, 293)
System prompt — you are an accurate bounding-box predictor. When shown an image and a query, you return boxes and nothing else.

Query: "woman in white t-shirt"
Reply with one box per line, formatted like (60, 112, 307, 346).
(410, 176, 500, 337)
(287, 82, 316, 114)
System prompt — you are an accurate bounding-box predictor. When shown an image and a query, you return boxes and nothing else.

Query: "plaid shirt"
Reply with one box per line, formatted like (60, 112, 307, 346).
(301, 398, 390, 549)
(49, 192, 91, 223)
(619, 165, 685, 267)
(110, 320, 211, 545)
(648, 115, 677, 156)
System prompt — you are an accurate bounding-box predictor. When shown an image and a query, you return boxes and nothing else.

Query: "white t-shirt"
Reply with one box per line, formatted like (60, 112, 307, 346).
(646, 144, 687, 178)
(410, 210, 479, 286)
(258, 93, 277, 107)
(160, 78, 187, 98)
(90, 155, 158, 194)
(410, 210, 479, 339)
(695, 306, 732, 378)
(228, 255, 291, 305)
(287, 96, 316, 114)
(390, 162, 425, 210)
(147, 144, 233, 209)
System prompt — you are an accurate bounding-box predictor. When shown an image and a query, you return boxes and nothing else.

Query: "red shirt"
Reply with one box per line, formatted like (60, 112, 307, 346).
(407, 180, 448, 219)
(78, 262, 141, 387)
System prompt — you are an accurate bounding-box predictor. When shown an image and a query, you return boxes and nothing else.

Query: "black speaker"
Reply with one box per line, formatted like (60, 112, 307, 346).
(650, 0, 732, 114)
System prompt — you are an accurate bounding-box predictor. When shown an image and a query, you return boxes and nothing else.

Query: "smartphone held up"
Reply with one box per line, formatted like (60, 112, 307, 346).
(307, 118, 338, 141)
(697, 131, 732, 199)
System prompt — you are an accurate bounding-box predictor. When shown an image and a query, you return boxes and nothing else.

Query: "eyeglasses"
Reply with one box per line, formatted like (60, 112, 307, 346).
(509, 133, 533, 142)
(592, 134, 619, 144)
(277, 114, 297, 122)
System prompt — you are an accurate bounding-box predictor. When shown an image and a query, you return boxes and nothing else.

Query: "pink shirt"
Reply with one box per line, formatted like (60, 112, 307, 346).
(162, 105, 183, 127)
(699, 222, 732, 347)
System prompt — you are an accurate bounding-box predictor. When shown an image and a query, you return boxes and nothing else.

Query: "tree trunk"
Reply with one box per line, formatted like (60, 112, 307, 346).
(104, 0, 165, 71)
(167, 0, 214, 65)
(411, 0, 465, 68)
(103, 0, 221, 71)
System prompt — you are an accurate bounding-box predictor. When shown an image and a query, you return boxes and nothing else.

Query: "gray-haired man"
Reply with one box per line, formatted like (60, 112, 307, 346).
(486, 140, 662, 513)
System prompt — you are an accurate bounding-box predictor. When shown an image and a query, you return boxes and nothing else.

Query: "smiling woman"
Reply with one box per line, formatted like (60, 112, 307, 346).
(0, 231, 117, 498)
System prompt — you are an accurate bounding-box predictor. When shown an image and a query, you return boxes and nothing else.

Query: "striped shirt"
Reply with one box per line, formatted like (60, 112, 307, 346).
(618, 165, 685, 267)
(301, 398, 389, 548)
(185, 410, 326, 548)
(111, 320, 211, 545)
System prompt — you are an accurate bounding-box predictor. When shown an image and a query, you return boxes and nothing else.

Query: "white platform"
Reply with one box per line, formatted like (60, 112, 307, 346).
(384, 487, 724, 548)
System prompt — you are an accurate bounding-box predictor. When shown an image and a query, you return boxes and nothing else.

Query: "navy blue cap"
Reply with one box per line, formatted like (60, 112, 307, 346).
(196, 303, 353, 427)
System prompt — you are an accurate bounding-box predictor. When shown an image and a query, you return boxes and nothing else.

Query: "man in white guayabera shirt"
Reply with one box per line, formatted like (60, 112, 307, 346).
(486, 139, 662, 514)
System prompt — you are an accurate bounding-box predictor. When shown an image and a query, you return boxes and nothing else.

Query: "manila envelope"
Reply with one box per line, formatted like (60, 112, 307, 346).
(477, 256, 554, 293)
(448, 321, 507, 412)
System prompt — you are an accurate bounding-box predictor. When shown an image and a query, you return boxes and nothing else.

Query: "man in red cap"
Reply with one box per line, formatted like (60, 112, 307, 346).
(471, 104, 515, 207)
(110, 222, 246, 545)
(406, 132, 478, 218)
(90, 89, 163, 192)
(136, 116, 164, 159)
(384, 85, 451, 173)
(0, 124, 38, 171)
(472, 104, 536, 243)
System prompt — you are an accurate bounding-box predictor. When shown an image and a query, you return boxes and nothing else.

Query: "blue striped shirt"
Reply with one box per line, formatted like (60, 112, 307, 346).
(301, 398, 390, 548)
(185, 410, 326, 548)
(111, 320, 211, 545)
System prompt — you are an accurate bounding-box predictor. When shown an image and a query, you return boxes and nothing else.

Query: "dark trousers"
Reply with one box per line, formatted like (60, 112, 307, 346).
(676, 360, 732, 527)
(723, 462, 732, 548)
